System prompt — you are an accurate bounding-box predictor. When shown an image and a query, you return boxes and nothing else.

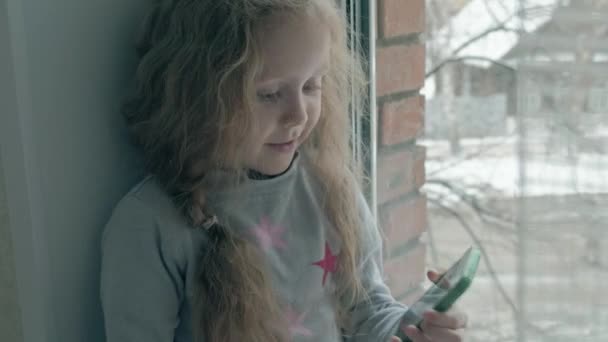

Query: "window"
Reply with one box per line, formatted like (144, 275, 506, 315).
(367, 1, 608, 341)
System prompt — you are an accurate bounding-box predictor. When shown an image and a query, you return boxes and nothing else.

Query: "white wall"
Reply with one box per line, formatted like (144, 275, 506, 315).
(1, 0, 148, 341)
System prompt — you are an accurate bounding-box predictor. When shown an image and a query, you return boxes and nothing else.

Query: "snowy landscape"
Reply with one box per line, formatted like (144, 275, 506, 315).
(422, 134, 608, 341)
(420, 1, 608, 339)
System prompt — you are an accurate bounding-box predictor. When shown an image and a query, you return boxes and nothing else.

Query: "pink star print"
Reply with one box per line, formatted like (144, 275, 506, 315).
(286, 306, 313, 338)
(312, 242, 338, 286)
(251, 216, 287, 251)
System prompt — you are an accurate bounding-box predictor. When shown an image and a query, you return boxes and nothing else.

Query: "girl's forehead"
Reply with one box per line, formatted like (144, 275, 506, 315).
(255, 12, 331, 82)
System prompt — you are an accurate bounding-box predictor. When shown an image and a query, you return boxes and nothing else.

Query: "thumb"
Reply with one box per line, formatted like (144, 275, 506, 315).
(390, 336, 402, 342)
(427, 269, 444, 283)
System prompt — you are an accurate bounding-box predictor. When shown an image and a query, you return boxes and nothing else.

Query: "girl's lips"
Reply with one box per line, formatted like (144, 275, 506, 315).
(267, 140, 297, 153)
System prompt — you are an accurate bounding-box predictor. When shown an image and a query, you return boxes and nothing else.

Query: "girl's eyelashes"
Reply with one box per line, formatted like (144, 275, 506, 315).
(306, 75, 327, 93)
(257, 91, 281, 102)
(303, 82, 322, 93)
(256, 77, 324, 102)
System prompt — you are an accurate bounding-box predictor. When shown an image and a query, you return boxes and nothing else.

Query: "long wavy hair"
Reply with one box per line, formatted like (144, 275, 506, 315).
(122, 0, 368, 341)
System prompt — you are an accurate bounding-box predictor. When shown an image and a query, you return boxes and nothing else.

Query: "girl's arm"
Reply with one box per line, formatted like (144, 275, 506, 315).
(342, 192, 408, 341)
(100, 195, 184, 342)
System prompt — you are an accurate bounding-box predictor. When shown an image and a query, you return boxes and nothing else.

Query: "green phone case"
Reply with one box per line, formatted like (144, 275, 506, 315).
(434, 246, 480, 312)
(396, 246, 481, 341)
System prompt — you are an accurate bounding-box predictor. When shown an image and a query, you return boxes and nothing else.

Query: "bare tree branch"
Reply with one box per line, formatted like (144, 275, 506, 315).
(427, 197, 520, 313)
(425, 4, 556, 79)
(450, 26, 518, 56)
(426, 56, 515, 79)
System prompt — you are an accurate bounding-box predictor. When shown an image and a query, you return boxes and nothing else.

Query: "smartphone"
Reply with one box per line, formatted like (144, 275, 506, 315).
(395, 246, 481, 341)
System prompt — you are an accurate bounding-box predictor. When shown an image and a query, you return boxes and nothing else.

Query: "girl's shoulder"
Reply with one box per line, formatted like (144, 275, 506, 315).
(124, 175, 175, 213)
(103, 175, 198, 260)
(114, 175, 181, 225)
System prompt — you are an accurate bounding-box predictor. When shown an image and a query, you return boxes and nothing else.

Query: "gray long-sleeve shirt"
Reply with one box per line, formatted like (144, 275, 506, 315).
(100, 153, 407, 342)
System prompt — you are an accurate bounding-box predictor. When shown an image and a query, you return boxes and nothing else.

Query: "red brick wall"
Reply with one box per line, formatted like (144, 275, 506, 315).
(376, 0, 428, 304)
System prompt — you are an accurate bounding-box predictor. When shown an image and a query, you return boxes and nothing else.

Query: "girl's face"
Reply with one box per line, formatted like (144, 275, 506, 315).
(244, 11, 330, 176)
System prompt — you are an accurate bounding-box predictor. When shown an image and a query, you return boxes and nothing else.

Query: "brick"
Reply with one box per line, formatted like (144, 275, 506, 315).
(383, 243, 427, 296)
(379, 194, 428, 253)
(377, 147, 414, 204)
(379, 0, 425, 39)
(376, 44, 425, 97)
(413, 145, 426, 189)
(377, 145, 426, 204)
(380, 95, 425, 146)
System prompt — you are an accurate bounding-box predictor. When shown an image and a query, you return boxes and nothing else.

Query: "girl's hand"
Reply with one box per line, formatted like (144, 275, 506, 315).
(389, 270, 468, 342)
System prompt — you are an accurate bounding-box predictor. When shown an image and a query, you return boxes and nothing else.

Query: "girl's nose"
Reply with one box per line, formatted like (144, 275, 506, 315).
(281, 94, 307, 128)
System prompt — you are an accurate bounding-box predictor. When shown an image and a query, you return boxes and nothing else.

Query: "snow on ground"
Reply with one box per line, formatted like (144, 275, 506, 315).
(422, 138, 608, 198)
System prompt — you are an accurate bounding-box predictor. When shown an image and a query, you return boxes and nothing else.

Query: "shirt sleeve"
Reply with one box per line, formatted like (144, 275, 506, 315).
(100, 195, 185, 342)
(342, 192, 408, 342)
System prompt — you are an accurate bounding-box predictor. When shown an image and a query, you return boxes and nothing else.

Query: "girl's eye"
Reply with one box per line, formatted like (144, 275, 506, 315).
(304, 77, 324, 93)
(303, 82, 322, 93)
(257, 91, 281, 102)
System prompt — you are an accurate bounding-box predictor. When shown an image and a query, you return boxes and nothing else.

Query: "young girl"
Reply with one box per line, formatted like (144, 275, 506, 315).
(100, 1, 467, 341)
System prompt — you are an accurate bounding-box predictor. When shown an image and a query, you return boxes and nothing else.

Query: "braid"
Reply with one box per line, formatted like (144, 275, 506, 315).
(187, 188, 290, 342)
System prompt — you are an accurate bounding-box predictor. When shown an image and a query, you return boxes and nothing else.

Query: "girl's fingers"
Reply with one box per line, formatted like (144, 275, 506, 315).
(423, 310, 468, 329)
(427, 270, 441, 282)
(403, 325, 432, 342)
(417, 325, 465, 342)
(390, 336, 402, 342)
